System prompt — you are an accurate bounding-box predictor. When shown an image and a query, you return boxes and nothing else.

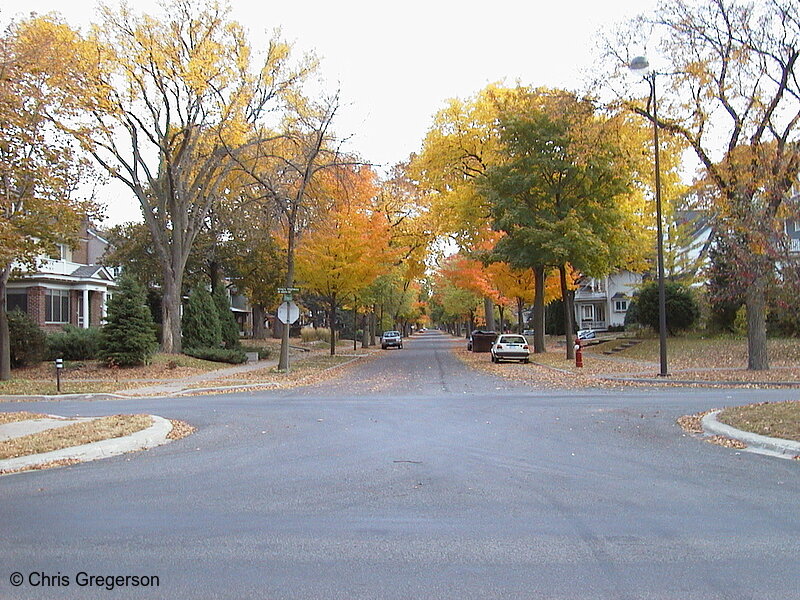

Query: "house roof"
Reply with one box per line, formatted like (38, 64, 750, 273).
(71, 265, 114, 280)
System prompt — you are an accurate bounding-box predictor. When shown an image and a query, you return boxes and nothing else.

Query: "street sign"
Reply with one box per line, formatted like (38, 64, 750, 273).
(277, 301, 300, 324)
(277, 287, 299, 294)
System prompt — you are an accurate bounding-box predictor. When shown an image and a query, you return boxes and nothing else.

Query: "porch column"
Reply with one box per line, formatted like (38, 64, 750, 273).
(82, 288, 90, 328)
(101, 291, 108, 322)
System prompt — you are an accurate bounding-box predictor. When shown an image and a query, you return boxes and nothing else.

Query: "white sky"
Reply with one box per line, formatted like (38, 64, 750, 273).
(5, 0, 657, 224)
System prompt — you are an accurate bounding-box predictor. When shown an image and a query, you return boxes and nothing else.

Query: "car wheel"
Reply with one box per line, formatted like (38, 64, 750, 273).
(523, 358, 530, 364)
(381, 345, 386, 349)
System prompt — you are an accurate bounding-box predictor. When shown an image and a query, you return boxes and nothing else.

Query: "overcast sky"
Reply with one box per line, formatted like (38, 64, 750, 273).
(7, 0, 658, 224)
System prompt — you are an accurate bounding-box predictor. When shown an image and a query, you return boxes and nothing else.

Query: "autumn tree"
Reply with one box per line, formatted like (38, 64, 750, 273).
(72, 0, 313, 354)
(409, 85, 517, 328)
(229, 91, 362, 368)
(0, 15, 96, 379)
(603, 0, 800, 369)
(294, 167, 391, 356)
(482, 88, 648, 354)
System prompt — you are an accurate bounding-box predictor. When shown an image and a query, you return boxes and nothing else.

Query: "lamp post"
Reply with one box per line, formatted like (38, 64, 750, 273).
(630, 55, 668, 377)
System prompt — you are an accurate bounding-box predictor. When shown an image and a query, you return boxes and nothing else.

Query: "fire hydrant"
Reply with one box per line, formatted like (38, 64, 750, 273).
(574, 338, 583, 368)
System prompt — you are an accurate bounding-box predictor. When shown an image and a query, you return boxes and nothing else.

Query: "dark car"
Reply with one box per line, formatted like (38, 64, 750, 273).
(467, 330, 497, 352)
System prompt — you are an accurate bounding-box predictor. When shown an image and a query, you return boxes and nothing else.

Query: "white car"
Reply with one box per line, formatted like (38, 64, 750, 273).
(490, 334, 530, 364)
(381, 330, 403, 349)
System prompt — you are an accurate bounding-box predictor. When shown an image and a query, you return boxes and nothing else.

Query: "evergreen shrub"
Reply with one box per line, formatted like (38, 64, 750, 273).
(47, 325, 102, 360)
(99, 276, 159, 367)
(8, 309, 46, 368)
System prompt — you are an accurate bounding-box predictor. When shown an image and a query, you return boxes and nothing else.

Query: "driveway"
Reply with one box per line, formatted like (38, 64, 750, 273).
(2, 331, 799, 599)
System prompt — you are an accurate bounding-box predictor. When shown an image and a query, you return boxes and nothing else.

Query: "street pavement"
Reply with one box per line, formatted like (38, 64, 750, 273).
(1, 330, 799, 599)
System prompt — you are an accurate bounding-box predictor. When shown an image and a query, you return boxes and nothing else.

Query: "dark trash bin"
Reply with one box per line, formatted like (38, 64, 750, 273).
(470, 330, 497, 352)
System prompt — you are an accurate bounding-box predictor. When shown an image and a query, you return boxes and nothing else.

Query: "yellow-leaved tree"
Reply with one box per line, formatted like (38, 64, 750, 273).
(295, 166, 393, 355)
(0, 15, 98, 379)
(71, 0, 314, 353)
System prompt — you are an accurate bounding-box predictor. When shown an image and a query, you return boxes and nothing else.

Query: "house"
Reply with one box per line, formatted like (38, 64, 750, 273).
(573, 270, 641, 332)
(4, 223, 116, 332)
(787, 219, 800, 255)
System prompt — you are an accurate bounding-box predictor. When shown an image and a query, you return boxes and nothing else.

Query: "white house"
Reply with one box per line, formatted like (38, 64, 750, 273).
(573, 271, 641, 331)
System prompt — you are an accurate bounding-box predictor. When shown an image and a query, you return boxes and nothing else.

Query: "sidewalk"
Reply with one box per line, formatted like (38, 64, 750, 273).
(114, 356, 282, 396)
(0, 414, 173, 474)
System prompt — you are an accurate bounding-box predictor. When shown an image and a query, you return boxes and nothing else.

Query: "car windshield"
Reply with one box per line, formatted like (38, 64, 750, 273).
(499, 335, 526, 344)
(384, 331, 400, 337)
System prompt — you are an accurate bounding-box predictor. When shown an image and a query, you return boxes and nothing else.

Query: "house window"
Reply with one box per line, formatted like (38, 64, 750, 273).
(5, 291, 27, 314)
(614, 300, 628, 312)
(49, 244, 72, 261)
(45, 289, 70, 323)
(581, 305, 594, 321)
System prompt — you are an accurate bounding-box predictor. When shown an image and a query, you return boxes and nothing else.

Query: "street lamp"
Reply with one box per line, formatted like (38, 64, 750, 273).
(630, 55, 668, 377)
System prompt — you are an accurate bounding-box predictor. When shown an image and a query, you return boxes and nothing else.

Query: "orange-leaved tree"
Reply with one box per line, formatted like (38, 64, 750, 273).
(295, 167, 393, 355)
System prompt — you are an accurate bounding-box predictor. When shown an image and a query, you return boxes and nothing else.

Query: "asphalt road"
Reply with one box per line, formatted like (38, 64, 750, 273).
(2, 330, 799, 599)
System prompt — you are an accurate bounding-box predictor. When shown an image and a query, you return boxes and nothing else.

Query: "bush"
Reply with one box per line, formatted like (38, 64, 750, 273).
(301, 326, 331, 343)
(212, 287, 241, 349)
(7, 310, 46, 368)
(182, 286, 221, 349)
(242, 345, 272, 360)
(632, 281, 700, 334)
(47, 325, 102, 360)
(99, 276, 159, 367)
(183, 346, 247, 364)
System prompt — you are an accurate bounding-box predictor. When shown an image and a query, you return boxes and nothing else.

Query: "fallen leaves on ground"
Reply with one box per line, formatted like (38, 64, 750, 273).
(705, 435, 747, 449)
(167, 420, 196, 440)
(676, 410, 716, 435)
(0, 458, 80, 476)
(185, 349, 381, 394)
(0, 411, 48, 424)
(717, 401, 800, 442)
(0, 415, 153, 460)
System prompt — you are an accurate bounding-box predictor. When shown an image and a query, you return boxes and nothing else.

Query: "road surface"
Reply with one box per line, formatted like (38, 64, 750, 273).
(2, 330, 799, 599)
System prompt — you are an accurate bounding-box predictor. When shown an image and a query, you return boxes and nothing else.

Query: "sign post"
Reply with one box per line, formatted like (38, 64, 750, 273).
(276, 288, 300, 372)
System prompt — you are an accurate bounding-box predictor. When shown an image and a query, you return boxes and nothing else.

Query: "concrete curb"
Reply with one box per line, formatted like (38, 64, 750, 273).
(0, 415, 173, 474)
(701, 411, 800, 460)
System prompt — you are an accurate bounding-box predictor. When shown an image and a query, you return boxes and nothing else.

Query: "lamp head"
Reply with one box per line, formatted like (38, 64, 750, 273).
(629, 56, 650, 72)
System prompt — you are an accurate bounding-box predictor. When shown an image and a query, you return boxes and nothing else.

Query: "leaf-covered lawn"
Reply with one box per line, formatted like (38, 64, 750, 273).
(0, 414, 153, 460)
(717, 401, 800, 442)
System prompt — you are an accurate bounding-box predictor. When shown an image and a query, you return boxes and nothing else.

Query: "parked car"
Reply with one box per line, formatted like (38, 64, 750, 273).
(577, 329, 597, 340)
(522, 329, 535, 336)
(490, 334, 531, 364)
(381, 330, 403, 349)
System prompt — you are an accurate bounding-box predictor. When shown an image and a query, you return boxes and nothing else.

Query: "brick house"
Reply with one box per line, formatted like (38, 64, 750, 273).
(4, 223, 116, 332)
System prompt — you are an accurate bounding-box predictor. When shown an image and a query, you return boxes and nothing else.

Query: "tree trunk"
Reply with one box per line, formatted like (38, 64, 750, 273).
(352, 300, 358, 352)
(498, 305, 506, 334)
(369, 308, 376, 346)
(484, 297, 496, 331)
(0, 267, 11, 380)
(745, 275, 769, 370)
(516, 297, 524, 334)
(161, 273, 183, 354)
(252, 305, 267, 339)
(533, 265, 546, 353)
(361, 313, 369, 348)
(560, 265, 575, 360)
(329, 296, 337, 356)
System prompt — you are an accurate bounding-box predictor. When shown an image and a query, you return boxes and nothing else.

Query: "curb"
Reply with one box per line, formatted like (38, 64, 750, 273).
(701, 411, 800, 460)
(0, 415, 173, 474)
